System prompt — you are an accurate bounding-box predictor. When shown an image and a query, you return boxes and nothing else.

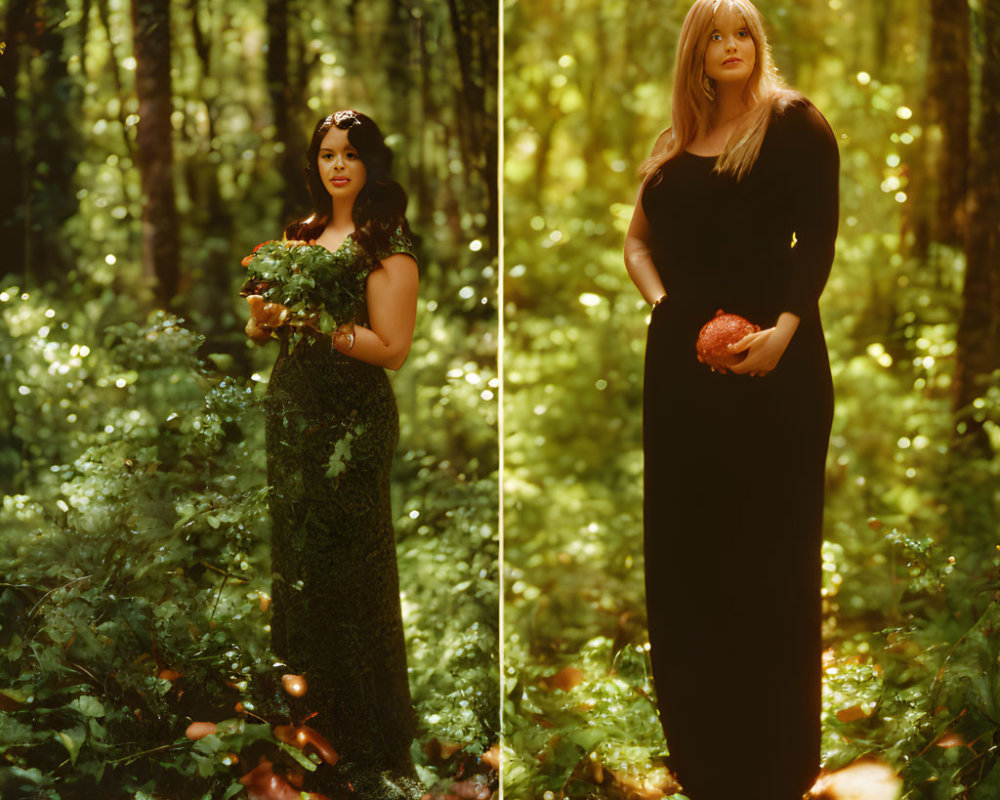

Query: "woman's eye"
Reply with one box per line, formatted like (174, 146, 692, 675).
(711, 33, 721, 40)
(738, 29, 749, 37)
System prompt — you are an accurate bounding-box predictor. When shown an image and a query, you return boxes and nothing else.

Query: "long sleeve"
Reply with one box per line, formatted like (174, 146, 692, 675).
(779, 101, 840, 318)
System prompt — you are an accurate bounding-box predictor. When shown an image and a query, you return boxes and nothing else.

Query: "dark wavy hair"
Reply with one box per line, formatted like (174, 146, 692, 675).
(284, 110, 414, 269)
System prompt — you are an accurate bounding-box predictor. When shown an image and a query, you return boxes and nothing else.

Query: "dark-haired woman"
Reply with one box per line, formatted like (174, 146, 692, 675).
(247, 110, 423, 799)
(623, 1, 839, 798)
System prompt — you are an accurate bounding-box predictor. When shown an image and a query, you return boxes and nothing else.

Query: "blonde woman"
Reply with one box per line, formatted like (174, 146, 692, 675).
(624, 1, 839, 798)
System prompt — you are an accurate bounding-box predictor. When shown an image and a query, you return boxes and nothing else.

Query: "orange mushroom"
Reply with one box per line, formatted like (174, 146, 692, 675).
(246, 295, 289, 328)
(185, 721, 218, 741)
(281, 673, 308, 698)
(239, 757, 331, 800)
(273, 723, 339, 766)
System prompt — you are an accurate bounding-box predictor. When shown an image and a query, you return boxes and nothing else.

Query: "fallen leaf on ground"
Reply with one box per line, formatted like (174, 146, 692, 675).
(424, 739, 466, 760)
(479, 744, 500, 771)
(835, 704, 873, 723)
(809, 759, 902, 800)
(935, 731, 967, 749)
(544, 666, 585, 691)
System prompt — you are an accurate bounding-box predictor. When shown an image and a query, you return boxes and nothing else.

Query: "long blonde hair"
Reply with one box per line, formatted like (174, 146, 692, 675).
(641, 0, 801, 181)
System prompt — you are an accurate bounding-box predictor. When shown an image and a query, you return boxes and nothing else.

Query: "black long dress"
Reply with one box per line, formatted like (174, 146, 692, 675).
(263, 234, 423, 799)
(640, 98, 839, 800)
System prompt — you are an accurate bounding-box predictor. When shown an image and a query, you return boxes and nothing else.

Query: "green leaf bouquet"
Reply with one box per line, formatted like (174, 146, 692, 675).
(239, 238, 367, 340)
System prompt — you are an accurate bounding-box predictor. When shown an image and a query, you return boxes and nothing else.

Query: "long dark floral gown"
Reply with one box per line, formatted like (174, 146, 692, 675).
(640, 98, 839, 800)
(263, 233, 423, 799)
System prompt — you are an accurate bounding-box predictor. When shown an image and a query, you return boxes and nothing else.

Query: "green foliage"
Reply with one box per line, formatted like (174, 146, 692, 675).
(0, 286, 498, 798)
(395, 457, 499, 755)
(504, 0, 999, 798)
(5, 0, 500, 793)
(0, 300, 273, 798)
(240, 240, 368, 331)
(503, 637, 667, 799)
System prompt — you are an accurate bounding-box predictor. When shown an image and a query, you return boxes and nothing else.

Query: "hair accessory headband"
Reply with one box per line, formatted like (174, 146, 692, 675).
(331, 110, 361, 128)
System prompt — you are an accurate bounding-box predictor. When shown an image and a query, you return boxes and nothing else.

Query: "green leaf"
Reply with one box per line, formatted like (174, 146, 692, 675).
(192, 752, 217, 778)
(222, 782, 245, 800)
(326, 426, 364, 479)
(276, 740, 318, 772)
(565, 726, 604, 752)
(71, 695, 105, 718)
(55, 725, 87, 764)
(194, 733, 225, 755)
(0, 688, 28, 705)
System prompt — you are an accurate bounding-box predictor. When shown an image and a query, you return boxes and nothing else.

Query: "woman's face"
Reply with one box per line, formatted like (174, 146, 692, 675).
(317, 126, 367, 205)
(703, 5, 756, 87)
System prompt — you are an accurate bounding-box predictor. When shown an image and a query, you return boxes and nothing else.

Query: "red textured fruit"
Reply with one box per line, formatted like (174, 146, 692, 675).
(696, 309, 760, 365)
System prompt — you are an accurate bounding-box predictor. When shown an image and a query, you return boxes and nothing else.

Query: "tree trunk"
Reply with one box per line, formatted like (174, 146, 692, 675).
(927, 0, 970, 246)
(380, 0, 413, 139)
(413, 13, 434, 233)
(952, 0, 1000, 457)
(445, 0, 498, 254)
(266, 0, 309, 228)
(0, 0, 30, 280)
(872, 0, 892, 73)
(131, 0, 180, 309)
(182, 0, 246, 365)
(22, 0, 82, 285)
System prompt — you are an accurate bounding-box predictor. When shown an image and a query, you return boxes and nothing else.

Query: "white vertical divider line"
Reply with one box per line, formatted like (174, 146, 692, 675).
(496, 0, 506, 795)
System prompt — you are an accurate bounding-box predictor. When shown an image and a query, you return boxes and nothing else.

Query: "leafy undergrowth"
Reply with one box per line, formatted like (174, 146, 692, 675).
(503, 635, 677, 800)
(0, 290, 498, 799)
(503, 524, 1000, 800)
(502, 242, 1000, 798)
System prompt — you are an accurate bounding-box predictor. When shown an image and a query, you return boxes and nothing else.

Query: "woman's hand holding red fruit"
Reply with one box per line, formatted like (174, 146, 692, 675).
(694, 309, 799, 375)
(728, 311, 800, 376)
(696, 309, 759, 374)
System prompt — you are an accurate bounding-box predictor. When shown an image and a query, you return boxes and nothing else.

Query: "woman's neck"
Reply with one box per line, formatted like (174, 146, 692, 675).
(328, 198, 357, 235)
(712, 82, 755, 130)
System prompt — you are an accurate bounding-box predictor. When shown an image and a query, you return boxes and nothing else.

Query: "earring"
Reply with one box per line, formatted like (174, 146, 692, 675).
(701, 73, 716, 100)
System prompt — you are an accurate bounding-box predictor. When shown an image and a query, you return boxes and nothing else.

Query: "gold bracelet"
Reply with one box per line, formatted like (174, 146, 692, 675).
(651, 294, 667, 308)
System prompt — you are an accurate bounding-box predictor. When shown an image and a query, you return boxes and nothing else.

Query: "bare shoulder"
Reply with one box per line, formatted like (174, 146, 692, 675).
(379, 251, 417, 272)
(368, 252, 418, 287)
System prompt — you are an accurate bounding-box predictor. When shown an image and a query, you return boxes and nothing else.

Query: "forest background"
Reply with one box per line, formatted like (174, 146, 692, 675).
(0, 0, 499, 798)
(504, 0, 1000, 798)
(3, 0, 1000, 798)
